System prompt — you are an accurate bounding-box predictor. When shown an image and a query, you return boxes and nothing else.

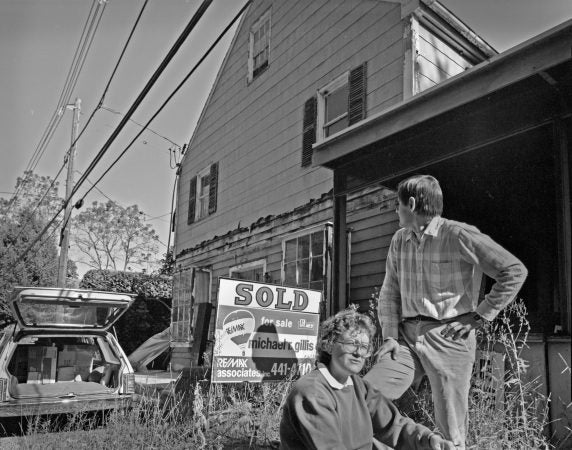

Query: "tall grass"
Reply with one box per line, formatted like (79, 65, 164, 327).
(387, 300, 558, 449)
(7, 299, 569, 449)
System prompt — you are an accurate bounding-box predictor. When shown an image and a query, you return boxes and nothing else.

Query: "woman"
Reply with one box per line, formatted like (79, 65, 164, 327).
(279, 309, 455, 450)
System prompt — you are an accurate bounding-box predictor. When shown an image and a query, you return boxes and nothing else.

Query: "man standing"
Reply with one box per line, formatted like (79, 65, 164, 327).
(364, 175, 527, 449)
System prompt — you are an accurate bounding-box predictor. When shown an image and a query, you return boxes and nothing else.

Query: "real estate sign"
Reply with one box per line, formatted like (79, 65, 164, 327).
(212, 277, 321, 383)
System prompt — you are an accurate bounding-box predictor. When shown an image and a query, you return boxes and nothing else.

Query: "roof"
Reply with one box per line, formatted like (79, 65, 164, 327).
(313, 19, 572, 169)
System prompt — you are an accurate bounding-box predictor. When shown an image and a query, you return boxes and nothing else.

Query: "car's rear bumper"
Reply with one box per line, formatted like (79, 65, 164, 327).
(0, 395, 137, 418)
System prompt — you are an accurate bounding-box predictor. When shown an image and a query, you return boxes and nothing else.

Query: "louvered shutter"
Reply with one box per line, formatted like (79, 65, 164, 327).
(348, 62, 367, 126)
(208, 162, 218, 215)
(301, 96, 317, 167)
(187, 176, 197, 225)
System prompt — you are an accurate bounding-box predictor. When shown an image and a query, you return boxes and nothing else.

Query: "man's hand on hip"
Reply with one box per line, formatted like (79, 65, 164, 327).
(375, 337, 400, 362)
(440, 312, 482, 341)
(428, 433, 456, 450)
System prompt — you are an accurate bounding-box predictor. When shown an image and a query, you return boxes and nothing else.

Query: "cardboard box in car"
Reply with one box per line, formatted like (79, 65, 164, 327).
(27, 371, 42, 383)
(41, 347, 57, 383)
(57, 366, 76, 381)
(57, 350, 75, 367)
(74, 350, 94, 381)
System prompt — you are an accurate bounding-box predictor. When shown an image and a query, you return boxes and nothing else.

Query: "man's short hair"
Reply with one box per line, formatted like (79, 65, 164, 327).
(317, 308, 376, 364)
(397, 174, 443, 217)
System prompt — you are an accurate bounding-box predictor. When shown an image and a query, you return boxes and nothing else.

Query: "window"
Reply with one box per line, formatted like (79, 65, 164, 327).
(248, 10, 271, 82)
(171, 268, 211, 346)
(230, 260, 266, 282)
(187, 162, 218, 224)
(197, 167, 211, 220)
(282, 229, 326, 291)
(171, 268, 193, 345)
(320, 76, 349, 138)
(302, 63, 366, 166)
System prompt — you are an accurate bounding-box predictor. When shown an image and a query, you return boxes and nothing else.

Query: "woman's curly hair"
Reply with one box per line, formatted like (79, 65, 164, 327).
(317, 308, 376, 364)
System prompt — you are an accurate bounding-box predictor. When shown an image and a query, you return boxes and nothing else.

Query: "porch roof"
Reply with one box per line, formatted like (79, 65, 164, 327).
(313, 20, 572, 178)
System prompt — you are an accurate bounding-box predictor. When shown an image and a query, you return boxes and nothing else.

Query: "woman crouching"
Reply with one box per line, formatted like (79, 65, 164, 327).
(279, 309, 455, 449)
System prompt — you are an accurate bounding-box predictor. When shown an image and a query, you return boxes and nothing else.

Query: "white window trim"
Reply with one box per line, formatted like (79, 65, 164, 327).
(281, 224, 329, 287)
(316, 71, 350, 142)
(229, 259, 267, 278)
(247, 9, 271, 83)
(195, 166, 211, 221)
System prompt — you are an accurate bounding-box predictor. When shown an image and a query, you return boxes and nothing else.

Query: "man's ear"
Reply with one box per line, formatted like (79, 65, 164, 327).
(323, 341, 333, 354)
(408, 197, 416, 212)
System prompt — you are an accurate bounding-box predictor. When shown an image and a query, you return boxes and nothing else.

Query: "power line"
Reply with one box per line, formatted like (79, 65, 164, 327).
(79, 0, 251, 202)
(3, 0, 149, 250)
(15, 0, 215, 264)
(100, 105, 181, 148)
(4, 0, 107, 219)
(73, 0, 214, 203)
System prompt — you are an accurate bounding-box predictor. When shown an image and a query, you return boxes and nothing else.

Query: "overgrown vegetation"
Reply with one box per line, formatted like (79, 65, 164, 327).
(80, 270, 172, 355)
(2, 299, 569, 449)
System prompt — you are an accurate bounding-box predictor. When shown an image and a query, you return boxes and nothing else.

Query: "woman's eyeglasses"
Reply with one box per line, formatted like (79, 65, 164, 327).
(335, 339, 372, 357)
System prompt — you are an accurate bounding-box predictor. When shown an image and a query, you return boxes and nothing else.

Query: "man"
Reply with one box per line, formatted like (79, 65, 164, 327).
(364, 175, 527, 449)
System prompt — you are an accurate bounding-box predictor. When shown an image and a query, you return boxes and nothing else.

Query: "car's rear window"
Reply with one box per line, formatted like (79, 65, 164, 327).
(17, 303, 122, 329)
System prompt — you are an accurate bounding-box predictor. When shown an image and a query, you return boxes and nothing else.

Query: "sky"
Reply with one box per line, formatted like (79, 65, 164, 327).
(1, 0, 571, 275)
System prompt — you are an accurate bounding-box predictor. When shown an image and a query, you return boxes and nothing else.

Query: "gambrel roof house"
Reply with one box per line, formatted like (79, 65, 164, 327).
(172, 0, 570, 440)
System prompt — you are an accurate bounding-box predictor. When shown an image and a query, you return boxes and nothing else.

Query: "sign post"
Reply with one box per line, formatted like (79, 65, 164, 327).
(212, 278, 321, 383)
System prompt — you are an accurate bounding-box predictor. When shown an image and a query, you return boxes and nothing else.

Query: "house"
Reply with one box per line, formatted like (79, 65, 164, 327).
(173, 0, 570, 440)
(313, 16, 572, 445)
(172, 0, 494, 363)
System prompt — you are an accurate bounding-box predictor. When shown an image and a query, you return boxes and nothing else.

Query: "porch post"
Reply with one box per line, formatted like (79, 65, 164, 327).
(554, 117, 571, 333)
(332, 171, 347, 315)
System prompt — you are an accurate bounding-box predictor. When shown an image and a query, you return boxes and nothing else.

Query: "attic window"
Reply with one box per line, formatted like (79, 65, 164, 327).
(248, 10, 271, 82)
(187, 162, 219, 225)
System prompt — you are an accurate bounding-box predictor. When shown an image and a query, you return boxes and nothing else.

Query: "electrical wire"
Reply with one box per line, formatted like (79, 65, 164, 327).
(4, 0, 149, 253)
(100, 105, 181, 148)
(73, 0, 214, 204)
(3, 0, 107, 219)
(79, 0, 251, 202)
(15, 0, 214, 264)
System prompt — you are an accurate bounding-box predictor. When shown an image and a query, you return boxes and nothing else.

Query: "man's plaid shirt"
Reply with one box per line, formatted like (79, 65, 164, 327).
(378, 216, 528, 340)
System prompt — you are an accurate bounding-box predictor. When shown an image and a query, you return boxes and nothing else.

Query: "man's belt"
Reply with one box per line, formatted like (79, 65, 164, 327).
(402, 315, 464, 323)
(403, 315, 440, 322)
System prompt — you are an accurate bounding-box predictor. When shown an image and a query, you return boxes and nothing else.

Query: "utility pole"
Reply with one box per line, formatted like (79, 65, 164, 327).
(57, 98, 81, 287)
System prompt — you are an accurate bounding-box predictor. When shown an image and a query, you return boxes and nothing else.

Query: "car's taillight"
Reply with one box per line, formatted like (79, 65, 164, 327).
(0, 378, 7, 401)
(121, 372, 135, 394)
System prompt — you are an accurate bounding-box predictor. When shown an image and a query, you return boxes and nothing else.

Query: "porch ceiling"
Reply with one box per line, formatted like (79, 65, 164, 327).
(313, 20, 572, 189)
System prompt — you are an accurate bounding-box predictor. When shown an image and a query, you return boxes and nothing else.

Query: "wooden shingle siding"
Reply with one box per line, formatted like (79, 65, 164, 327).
(177, 0, 405, 252)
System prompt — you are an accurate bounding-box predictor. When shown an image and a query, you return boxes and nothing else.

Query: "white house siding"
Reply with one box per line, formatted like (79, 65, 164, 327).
(346, 186, 399, 311)
(415, 23, 473, 92)
(175, 0, 406, 255)
(176, 194, 334, 341)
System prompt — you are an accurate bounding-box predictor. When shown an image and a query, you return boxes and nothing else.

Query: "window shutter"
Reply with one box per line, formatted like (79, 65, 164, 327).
(187, 176, 197, 225)
(301, 96, 317, 167)
(348, 62, 367, 126)
(208, 162, 218, 215)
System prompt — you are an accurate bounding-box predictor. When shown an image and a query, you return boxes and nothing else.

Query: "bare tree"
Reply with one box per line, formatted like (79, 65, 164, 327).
(72, 201, 160, 272)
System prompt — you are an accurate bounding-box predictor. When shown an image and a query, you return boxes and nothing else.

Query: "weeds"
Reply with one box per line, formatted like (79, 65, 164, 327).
(5, 299, 569, 449)
(386, 300, 558, 449)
